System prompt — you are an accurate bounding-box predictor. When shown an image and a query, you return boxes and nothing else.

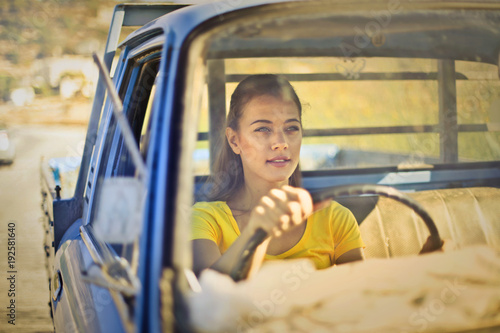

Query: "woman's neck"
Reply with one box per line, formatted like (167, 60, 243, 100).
(228, 177, 288, 212)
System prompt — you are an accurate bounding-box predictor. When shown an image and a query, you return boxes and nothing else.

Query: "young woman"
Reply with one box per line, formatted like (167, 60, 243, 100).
(191, 74, 365, 277)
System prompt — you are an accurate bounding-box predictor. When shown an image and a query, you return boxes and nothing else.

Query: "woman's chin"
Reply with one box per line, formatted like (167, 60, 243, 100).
(267, 167, 298, 183)
(246, 165, 297, 185)
(265, 173, 294, 185)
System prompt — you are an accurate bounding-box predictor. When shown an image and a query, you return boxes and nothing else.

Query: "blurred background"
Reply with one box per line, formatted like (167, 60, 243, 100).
(0, 0, 118, 125)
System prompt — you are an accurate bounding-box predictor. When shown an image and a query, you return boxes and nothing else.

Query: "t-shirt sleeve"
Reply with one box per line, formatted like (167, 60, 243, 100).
(190, 202, 221, 244)
(331, 202, 366, 261)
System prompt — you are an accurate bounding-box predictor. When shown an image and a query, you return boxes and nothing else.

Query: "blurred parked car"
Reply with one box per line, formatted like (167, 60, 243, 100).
(0, 124, 15, 164)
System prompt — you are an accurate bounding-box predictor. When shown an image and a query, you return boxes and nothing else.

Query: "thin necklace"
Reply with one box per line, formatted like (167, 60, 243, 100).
(229, 207, 251, 217)
(227, 197, 253, 216)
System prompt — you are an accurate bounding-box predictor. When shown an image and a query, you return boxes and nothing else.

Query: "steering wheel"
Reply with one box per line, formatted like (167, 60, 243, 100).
(230, 184, 443, 281)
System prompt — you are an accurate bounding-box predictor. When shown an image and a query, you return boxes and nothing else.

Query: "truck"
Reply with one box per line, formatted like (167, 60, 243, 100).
(40, 1, 500, 332)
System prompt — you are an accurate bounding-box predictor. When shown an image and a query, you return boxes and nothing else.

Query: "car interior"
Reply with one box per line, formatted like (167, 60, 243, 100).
(187, 5, 500, 263)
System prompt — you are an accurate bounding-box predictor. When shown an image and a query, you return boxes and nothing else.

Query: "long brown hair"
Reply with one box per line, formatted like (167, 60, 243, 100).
(206, 74, 302, 202)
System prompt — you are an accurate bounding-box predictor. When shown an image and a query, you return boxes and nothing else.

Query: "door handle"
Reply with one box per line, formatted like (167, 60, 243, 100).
(52, 270, 62, 301)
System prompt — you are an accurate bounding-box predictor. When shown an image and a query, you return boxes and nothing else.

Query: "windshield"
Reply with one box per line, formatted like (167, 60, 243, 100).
(174, 3, 500, 332)
(190, 5, 500, 180)
(194, 56, 499, 174)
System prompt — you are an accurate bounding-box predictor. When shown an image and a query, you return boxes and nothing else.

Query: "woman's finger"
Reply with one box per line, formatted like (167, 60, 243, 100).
(287, 201, 303, 226)
(281, 185, 313, 219)
(250, 186, 313, 237)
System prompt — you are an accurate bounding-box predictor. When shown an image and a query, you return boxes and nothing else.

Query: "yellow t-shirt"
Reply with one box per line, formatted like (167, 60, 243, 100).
(190, 201, 365, 269)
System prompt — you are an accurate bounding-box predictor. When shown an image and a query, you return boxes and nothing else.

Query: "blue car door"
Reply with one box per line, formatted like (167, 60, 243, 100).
(51, 36, 164, 332)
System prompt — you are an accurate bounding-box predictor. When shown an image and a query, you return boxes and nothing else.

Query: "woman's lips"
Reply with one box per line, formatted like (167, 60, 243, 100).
(267, 157, 291, 167)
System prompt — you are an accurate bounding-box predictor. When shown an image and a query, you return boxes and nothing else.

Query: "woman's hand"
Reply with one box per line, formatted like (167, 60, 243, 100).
(247, 185, 313, 237)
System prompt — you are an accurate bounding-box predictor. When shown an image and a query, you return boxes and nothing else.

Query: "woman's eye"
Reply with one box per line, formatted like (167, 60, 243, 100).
(255, 127, 271, 132)
(286, 126, 300, 132)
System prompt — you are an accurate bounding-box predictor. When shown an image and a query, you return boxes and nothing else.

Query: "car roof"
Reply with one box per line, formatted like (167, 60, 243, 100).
(118, 0, 291, 48)
(119, 0, 500, 62)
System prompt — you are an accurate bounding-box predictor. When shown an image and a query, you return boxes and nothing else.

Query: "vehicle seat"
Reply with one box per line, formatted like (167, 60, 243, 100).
(345, 187, 500, 258)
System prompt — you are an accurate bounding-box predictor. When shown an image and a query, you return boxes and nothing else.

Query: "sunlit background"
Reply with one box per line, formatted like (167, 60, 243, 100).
(0, 0, 193, 125)
(0, 1, 121, 126)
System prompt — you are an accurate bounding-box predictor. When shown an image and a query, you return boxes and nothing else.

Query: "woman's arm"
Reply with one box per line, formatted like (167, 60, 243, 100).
(191, 234, 271, 277)
(335, 247, 364, 265)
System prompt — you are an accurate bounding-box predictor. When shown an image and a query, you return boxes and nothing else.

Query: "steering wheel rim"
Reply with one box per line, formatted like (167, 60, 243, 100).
(230, 184, 443, 281)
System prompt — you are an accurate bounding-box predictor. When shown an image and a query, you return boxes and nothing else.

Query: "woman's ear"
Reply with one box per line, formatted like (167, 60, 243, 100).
(226, 127, 241, 154)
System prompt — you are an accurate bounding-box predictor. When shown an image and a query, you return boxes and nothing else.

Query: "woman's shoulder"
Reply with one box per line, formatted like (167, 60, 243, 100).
(311, 200, 351, 217)
(310, 200, 357, 228)
(192, 201, 228, 216)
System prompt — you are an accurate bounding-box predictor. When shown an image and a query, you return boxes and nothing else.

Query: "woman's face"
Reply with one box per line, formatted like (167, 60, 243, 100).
(226, 94, 302, 186)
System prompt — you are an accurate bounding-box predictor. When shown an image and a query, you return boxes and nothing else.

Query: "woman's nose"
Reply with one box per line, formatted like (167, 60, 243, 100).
(271, 131, 288, 150)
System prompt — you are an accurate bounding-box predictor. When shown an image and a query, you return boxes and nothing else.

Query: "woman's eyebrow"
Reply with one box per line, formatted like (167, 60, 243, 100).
(250, 119, 272, 125)
(250, 118, 300, 125)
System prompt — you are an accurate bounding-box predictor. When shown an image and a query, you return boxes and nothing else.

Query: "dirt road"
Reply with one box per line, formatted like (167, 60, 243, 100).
(0, 124, 86, 332)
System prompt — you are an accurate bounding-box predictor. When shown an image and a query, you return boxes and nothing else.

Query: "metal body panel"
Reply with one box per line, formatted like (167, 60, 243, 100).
(136, 32, 178, 333)
(52, 224, 125, 333)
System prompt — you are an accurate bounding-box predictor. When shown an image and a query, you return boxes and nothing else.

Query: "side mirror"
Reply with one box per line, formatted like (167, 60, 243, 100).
(93, 177, 145, 244)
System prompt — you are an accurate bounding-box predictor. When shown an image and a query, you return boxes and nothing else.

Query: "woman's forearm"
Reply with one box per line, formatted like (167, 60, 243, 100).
(210, 230, 271, 278)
